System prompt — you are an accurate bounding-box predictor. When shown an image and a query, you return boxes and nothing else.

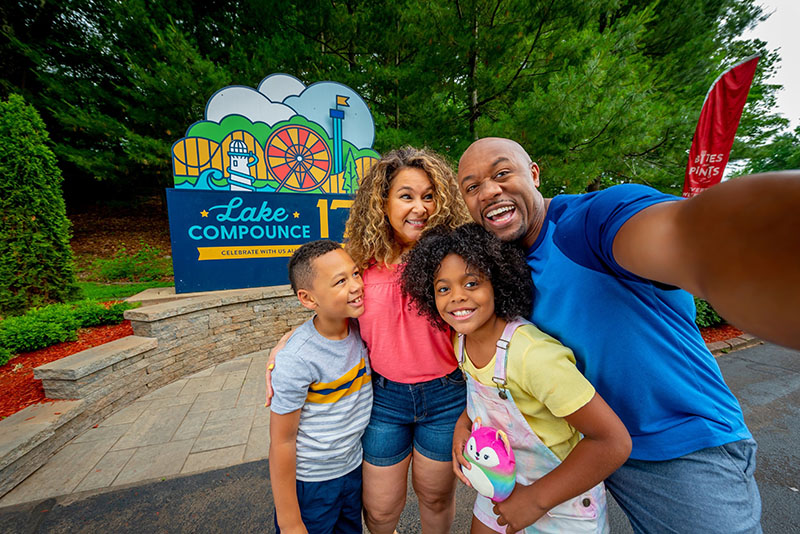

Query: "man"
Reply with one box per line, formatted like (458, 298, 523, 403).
(456, 137, 800, 534)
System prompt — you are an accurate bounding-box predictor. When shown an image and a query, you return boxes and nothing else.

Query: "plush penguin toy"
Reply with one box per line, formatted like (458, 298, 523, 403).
(462, 417, 516, 502)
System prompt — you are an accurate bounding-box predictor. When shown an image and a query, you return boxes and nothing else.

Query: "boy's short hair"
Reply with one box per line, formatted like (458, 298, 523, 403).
(288, 240, 343, 294)
(401, 223, 533, 330)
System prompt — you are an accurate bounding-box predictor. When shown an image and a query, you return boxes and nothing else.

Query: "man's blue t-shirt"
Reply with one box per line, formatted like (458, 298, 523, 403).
(527, 184, 751, 461)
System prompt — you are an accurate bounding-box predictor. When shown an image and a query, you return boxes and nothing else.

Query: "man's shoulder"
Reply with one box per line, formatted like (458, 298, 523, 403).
(553, 184, 670, 215)
(537, 184, 679, 278)
(547, 184, 678, 238)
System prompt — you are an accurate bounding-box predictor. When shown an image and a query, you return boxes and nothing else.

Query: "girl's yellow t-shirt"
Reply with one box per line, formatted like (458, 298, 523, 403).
(460, 323, 596, 461)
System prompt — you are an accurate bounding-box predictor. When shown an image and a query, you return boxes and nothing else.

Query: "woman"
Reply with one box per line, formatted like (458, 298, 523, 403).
(266, 147, 469, 532)
(345, 147, 470, 533)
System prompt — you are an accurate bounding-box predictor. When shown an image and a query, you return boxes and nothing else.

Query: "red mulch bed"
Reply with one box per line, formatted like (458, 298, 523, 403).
(700, 324, 744, 344)
(0, 321, 133, 419)
(0, 322, 744, 420)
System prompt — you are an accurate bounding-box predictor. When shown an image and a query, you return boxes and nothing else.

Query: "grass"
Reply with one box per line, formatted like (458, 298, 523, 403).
(73, 241, 175, 303)
(76, 281, 173, 302)
(89, 243, 173, 282)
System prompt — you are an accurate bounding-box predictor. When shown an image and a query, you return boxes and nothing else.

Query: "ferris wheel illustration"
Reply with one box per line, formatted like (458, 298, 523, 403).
(265, 125, 332, 192)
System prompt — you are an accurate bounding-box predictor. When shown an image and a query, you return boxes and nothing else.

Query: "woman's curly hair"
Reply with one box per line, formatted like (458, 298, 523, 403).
(345, 147, 471, 268)
(401, 223, 533, 331)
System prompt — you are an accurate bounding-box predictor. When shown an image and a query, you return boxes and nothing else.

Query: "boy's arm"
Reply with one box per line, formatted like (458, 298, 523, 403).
(269, 409, 307, 534)
(493, 393, 631, 533)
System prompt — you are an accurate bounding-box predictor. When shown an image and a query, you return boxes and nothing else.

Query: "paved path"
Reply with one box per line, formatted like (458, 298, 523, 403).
(1, 342, 798, 533)
(0, 352, 270, 507)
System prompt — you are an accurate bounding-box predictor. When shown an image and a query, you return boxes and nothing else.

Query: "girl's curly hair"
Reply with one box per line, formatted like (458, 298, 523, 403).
(345, 147, 470, 268)
(401, 223, 533, 330)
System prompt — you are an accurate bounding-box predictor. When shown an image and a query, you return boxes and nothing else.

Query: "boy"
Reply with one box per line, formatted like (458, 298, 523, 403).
(269, 240, 372, 534)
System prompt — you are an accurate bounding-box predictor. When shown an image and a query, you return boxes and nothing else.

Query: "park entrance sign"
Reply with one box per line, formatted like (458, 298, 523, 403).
(167, 73, 379, 293)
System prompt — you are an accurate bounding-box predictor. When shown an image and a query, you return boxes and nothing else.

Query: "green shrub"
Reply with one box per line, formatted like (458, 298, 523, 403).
(0, 347, 11, 367)
(72, 300, 134, 327)
(72, 301, 109, 327)
(0, 301, 136, 356)
(102, 301, 136, 322)
(0, 304, 78, 353)
(92, 243, 172, 282)
(0, 94, 79, 316)
(694, 297, 724, 328)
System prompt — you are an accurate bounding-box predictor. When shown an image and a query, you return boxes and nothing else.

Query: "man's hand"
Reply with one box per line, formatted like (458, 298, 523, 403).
(264, 328, 295, 407)
(451, 409, 473, 486)
(493, 484, 547, 533)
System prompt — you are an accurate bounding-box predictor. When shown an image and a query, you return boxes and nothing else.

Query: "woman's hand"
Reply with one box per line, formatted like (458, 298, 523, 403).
(451, 409, 473, 486)
(264, 328, 296, 406)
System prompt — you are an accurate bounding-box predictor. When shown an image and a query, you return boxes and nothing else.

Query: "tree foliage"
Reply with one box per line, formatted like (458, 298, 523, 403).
(735, 126, 800, 175)
(342, 149, 358, 194)
(0, 0, 791, 201)
(0, 94, 79, 316)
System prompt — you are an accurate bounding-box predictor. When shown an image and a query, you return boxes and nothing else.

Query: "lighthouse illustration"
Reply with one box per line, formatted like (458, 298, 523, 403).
(227, 139, 259, 191)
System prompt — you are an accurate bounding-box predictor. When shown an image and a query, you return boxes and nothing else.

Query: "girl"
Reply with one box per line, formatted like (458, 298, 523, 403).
(401, 223, 631, 534)
(344, 147, 471, 533)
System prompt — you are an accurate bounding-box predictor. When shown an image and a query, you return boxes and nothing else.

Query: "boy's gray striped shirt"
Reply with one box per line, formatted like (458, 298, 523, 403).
(271, 318, 372, 482)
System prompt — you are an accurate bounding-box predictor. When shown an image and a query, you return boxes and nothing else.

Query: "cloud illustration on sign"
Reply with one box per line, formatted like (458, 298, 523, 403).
(205, 85, 295, 126)
(283, 81, 375, 149)
(203, 73, 375, 149)
(257, 73, 306, 102)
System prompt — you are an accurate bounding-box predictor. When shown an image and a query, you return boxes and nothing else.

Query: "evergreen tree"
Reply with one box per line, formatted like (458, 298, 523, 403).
(0, 0, 789, 198)
(0, 94, 79, 316)
(342, 149, 359, 194)
(736, 126, 800, 175)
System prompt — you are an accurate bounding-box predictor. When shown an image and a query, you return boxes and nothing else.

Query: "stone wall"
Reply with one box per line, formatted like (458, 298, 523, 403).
(0, 285, 310, 498)
(120, 285, 310, 398)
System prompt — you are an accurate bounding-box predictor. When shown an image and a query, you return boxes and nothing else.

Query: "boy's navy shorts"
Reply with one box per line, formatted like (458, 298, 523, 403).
(273, 465, 362, 534)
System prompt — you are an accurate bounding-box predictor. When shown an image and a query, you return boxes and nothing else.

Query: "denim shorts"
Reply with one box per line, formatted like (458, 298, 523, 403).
(605, 438, 762, 534)
(362, 368, 467, 466)
(273, 465, 362, 534)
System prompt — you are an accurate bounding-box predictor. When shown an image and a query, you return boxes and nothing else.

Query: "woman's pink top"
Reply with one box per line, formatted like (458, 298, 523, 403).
(359, 263, 457, 383)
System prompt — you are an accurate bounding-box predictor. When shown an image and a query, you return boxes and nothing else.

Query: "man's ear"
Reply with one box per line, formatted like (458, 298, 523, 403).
(530, 161, 541, 188)
(297, 289, 317, 311)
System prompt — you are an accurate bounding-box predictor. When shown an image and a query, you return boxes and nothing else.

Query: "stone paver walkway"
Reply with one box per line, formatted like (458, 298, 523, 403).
(0, 334, 760, 509)
(0, 351, 270, 507)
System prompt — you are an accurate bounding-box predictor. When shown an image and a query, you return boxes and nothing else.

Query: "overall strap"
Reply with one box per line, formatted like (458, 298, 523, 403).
(492, 317, 531, 399)
(457, 332, 466, 366)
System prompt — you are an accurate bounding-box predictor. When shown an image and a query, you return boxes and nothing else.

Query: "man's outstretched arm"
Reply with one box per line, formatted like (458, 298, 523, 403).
(613, 171, 800, 350)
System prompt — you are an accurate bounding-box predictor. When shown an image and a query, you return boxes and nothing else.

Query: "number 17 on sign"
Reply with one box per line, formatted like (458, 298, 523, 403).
(317, 199, 354, 239)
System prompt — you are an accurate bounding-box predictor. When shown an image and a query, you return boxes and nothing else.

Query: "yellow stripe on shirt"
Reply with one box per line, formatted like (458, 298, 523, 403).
(306, 359, 370, 404)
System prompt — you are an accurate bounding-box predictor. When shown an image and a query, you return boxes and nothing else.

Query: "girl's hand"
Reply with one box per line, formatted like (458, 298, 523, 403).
(451, 409, 473, 486)
(264, 328, 295, 406)
(492, 393, 631, 532)
(493, 484, 547, 533)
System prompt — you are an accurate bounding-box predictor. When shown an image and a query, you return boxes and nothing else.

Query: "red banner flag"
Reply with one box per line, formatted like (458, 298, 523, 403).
(683, 55, 759, 198)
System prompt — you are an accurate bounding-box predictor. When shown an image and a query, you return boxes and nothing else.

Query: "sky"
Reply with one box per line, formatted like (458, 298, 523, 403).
(741, 0, 800, 131)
